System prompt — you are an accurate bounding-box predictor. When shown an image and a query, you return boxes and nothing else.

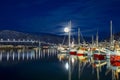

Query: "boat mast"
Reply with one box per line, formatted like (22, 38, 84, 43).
(92, 35, 94, 47)
(68, 21, 71, 48)
(96, 30, 98, 47)
(110, 20, 113, 46)
(78, 28, 80, 46)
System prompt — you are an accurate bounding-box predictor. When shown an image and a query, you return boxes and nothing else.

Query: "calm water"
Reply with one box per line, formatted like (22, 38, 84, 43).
(0, 48, 118, 80)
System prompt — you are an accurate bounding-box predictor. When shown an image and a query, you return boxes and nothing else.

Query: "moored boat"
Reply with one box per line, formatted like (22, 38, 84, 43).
(110, 49, 120, 66)
(69, 48, 77, 55)
(77, 47, 88, 59)
(93, 49, 106, 60)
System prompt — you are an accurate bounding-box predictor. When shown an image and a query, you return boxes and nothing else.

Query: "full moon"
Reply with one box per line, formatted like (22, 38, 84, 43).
(64, 27, 69, 32)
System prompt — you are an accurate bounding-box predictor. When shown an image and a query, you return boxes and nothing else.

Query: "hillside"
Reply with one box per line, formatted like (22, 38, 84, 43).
(0, 30, 63, 44)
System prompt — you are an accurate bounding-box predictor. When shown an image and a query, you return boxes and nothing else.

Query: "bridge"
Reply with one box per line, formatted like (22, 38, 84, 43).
(0, 39, 57, 49)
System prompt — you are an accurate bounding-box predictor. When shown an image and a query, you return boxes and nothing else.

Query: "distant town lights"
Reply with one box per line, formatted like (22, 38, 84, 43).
(64, 27, 69, 33)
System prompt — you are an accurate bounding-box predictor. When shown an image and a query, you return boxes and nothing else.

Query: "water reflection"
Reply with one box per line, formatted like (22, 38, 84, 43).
(0, 48, 58, 61)
(57, 54, 120, 80)
(1, 48, 120, 80)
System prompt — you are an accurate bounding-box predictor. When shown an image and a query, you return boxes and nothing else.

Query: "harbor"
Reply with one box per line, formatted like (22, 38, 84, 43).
(0, 0, 120, 80)
(0, 21, 120, 80)
(56, 20, 120, 80)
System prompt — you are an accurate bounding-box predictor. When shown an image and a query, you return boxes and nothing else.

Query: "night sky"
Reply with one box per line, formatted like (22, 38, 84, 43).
(0, 0, 120, 38)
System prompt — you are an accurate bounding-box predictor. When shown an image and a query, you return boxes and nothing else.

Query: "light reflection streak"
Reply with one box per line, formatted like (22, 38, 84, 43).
(0, 48, 57, 61)
(0, 53, 2, 61)
(57, 53, 119, 80)
(7, 52, 9, 61)
(18, 51, 20, 60)
(13, 52, 15, 60)
(22, 53, 25, 60)
(65, 62, 69, 70)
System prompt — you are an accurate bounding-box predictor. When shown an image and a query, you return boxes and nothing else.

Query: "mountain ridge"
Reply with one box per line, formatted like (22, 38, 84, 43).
(0, 30, 63, 44)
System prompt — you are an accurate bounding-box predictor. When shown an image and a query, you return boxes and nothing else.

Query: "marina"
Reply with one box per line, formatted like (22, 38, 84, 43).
(0, 0, 120, 79)
(0, 21, 119, 80)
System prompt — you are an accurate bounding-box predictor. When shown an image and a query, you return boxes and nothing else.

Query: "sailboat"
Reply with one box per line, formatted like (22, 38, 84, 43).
(77, 47, 88, 59)
(57, 44, 68, 53)
(58, 21, 77, 57)
(57, 22, 73, 59)
(109, 20, 120, 65)
(69, 43, 77, 55)
(93, 31, 106, 60)
(67, 21, 77, 56)
(76, 28, 88, 59)
(93, 48, 106, 60)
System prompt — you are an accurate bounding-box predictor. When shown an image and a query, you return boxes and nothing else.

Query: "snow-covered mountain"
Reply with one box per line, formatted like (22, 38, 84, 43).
(0, 30, 63, 44)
